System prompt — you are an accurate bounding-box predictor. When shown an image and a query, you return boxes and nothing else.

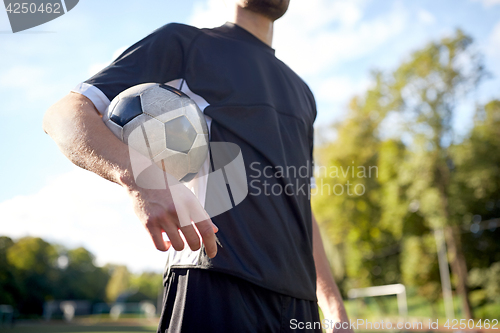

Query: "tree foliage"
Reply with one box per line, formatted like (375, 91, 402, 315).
(0, 236, 163, 317)
(312, 30, 500, 318)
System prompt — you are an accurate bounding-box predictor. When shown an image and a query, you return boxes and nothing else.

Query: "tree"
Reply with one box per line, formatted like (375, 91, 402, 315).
(313, 29, 495, 319)
(56, 247, 109, 301)
(130, 272, 163, 301)
(450, 100, 500, 232)
(105, 265, 131, 302)
(450, 100, 500, 310)
(0, 236, 167, 316)
(312, 75, 402, 291)
(0, 236, 20, 306)
(6, 237, 59, 315)
(386, 29, 485, 319)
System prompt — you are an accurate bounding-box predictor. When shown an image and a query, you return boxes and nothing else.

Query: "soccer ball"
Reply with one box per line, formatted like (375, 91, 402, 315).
(103, 83, 209, 183)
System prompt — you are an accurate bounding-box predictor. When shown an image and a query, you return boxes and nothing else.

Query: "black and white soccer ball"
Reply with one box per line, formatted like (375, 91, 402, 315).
(103, 83, 209, 182)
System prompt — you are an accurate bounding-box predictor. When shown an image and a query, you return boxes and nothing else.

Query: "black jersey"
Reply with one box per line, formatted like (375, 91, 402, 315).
(73, 22, 317, 301)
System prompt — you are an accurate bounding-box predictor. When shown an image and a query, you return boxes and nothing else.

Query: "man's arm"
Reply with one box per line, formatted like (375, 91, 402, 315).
(312, 213, 353, 332)
(42, 92, 218, 257)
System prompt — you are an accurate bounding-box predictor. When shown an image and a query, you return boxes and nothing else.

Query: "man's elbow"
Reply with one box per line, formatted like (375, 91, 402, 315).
(42, 92, 90, 137)
(42, 103, 58, 136)
(42, 93, 71, 136)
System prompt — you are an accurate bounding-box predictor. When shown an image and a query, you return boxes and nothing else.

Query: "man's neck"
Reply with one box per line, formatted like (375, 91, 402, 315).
(230, 6, 274, 47)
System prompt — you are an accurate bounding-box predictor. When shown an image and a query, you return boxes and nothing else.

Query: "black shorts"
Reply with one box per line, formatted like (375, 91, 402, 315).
(157, 268, 321, 333)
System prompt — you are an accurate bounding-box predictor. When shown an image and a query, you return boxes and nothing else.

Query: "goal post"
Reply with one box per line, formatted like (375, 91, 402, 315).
(347, 283, 408, 318)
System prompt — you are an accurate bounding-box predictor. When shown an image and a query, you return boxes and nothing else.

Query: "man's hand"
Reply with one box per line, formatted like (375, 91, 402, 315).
(323, 314, 353, 333)
(124, 167, 219, 257)
(312, 213, 354, 333)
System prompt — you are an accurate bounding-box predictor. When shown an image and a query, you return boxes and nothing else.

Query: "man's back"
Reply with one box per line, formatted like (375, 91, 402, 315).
(86, 21, 317, 300)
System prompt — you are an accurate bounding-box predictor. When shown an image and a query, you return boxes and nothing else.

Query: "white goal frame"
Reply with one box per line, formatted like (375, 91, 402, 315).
(347, 283, 408, 318)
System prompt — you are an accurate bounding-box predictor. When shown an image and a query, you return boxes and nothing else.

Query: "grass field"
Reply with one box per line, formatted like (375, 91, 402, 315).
(1, 318, 158, 333)
(3, 298, 499, 333)
(2, 325, 157, 333)
(344, 294, 500, 320)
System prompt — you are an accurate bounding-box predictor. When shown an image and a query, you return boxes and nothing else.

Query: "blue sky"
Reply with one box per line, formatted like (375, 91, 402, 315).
(0, 0, 499, 272)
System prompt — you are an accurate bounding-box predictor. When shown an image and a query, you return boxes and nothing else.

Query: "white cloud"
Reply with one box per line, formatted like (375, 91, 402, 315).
(484, 20, 500, 83)
(88, 46, 128, 77)
(317, 76, 370, 105)
(311, 76, 371, 128)
(0, 65, 65, 111)
(472, 0, 500, 7)
(0, 168, 168, 273)
(487, 21, 500, 57)
(188, 0, 231, 28)
(417, 9, 436, 25)
(273, 0, 408, 77)
(0, 66, 45, 88)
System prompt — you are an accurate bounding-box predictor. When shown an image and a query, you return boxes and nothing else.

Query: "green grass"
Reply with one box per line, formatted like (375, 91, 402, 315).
(344, 294, 500, 321)
(2, 318, 158, 333)
(2, 325, 156, 333)
(3, 298, 499, 333)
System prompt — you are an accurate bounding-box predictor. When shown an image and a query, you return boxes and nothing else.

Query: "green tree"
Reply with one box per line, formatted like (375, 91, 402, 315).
(450, 100, 500, 309)
(312, 76, 402, 291)
(130, 272, 163, 301)
(0, 236, 20, 306)
(313, 30, 497, 319)
(450, 100, 500, 233)
(385, 29, 485, 319)
(6, 237, 59, 315)
(105, 265, 131, 302)
(56, 247, 109, 302)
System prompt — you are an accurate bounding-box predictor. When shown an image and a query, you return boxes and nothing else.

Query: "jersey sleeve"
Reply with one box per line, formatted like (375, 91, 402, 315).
(72, 23, 199, 114)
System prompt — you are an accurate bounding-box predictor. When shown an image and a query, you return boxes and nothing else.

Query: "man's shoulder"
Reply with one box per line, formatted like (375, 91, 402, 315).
(272, 58, 317, 119)
(278, 58, 316, 98)
(151, 22, 202, 40)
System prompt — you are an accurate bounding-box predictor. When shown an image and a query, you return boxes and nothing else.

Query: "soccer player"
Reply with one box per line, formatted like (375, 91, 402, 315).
(43, 1, 352, 332)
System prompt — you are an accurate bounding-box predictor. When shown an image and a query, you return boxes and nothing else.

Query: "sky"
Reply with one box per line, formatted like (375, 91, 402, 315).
(0, 0, 499, 273)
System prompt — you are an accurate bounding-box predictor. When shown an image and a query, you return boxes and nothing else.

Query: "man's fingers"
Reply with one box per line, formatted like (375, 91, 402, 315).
(180, 224, 201, 251)
(148, 225, 170, 252)
(212, 221, 219, 233)
(195, 219, 218, 258)
(163, 223, 185, 251)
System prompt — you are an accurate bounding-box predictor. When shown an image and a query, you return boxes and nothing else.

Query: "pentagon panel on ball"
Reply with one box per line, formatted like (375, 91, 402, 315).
(165, 115, 197, 153)
(103, 83, 209, 182)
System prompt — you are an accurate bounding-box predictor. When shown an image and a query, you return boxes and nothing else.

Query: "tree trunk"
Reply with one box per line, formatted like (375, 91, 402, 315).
(444, 225, 473, 319)
(437, 161, 473, 319)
